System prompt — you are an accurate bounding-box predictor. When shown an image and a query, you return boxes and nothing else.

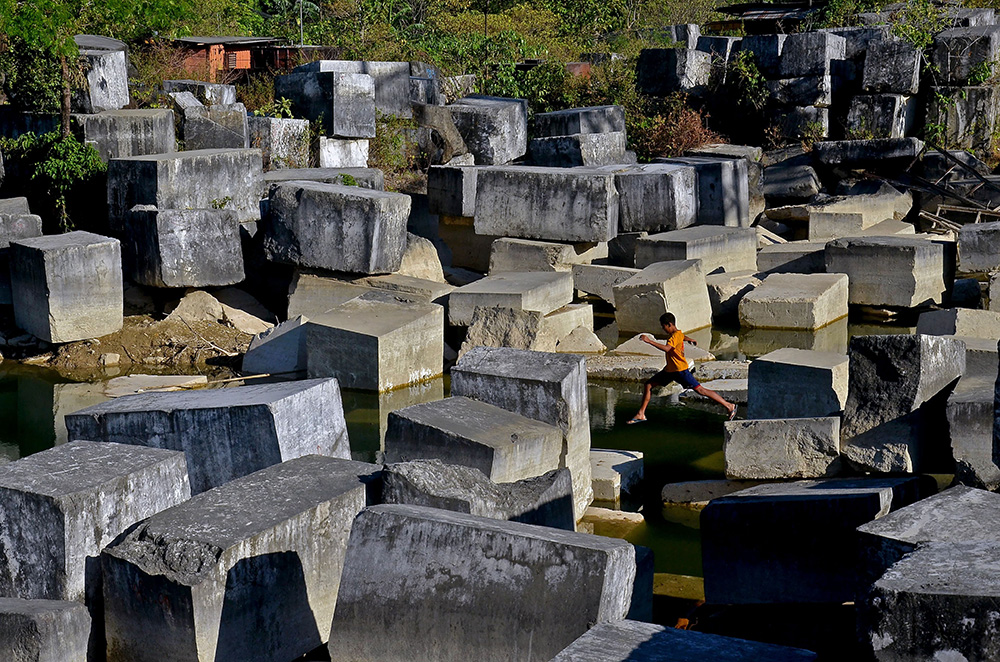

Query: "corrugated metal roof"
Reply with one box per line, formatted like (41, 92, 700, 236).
(173, 36, 279, 46)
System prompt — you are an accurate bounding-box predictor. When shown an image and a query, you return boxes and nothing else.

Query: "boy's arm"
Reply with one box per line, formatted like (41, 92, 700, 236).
(683, 335, 698, 345)
(640, 334, 680, 357)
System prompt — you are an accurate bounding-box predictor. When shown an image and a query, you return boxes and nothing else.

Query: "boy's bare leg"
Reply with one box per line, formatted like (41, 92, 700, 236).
(694, 384, 736, 415)
(631, 381, 654, 421)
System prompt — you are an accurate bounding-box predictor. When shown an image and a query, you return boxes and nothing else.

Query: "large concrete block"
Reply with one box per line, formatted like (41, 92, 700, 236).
(573, 264, 641, 305)
(927, 85, 999, 154)
(318, 137, 369, 167)
(72, 109, 175, 162)
(0, 212, 42, 304)
(162, 79, 236, 105)
(123, 207, 244, 288)
(756, 241, 826, 274)
(264, 181, 410, 274)
(724, 417, 842, 480)
(738, 273, 849, 330)
(614, 260, 713, 334)
(917, 307, 1000, 339)
(637, 48, 711, 96)
(741, 34, 787, 77)
(427, 164, 477, 216)
(382, 460, 574, 530)
(72, 49, 129, 113)
(264, 167, 384, 191)
(825, 236, 949, 308)
(863, 39, 921, 94)
(475, 166, 619, 242)
(813, 137, 924, 166)
(10, 232, 123, 343)
(860, 541, 1000, 662)
(449, 96, 527, 165)
(706, 270, 760, 321)
(384, 396, 562, 482)
(107, 149, 263, 231)
(534, 105, 626, 137)
(305, 298, 443, 391)
(0, 598, 91, 662)
(846, 94, 917, 140)
(448, 271, 573, 326)
(248, 116, 311, 170)
(452, 347, 592, 518)
(635, 226, 757, 274)
(959, 220, 1000, 272)
(946, 383, 999, 490)
(932, 25, 1000, 84)
(293, 60, 411, 117)
(0, 442, 189, 657)
(65, 379, 351, 494)
(778, 32, 846, 78)
(327, 504, 636, 661)
(529, 132, 627, 167)
(701, 476, 929, 604)
(489, 237, 606, 274)
(459, 303, 592, 355)
(657, 156, 749, 227)
(102, 455, 378, 662)
(766, 76, 833, 107)
(748, 348, 848, 419)
(549, 620, 818, 661)
(591, 449, 644, 503)
(770, 106, 830, 140)
(842, 334, 965, 473)
(274, 71, 376, 138)
(594, 163, 698, 233)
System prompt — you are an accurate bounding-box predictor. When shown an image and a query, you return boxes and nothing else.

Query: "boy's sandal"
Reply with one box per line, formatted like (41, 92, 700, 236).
(627, 417, 647, 425)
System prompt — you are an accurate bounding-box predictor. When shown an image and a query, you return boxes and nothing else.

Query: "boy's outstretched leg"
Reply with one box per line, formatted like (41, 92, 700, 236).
(629, 381, 654, 424)
(693, 384, 737, 420)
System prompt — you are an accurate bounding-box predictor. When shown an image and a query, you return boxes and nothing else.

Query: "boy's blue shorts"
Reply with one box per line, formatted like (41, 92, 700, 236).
(648, 368, 700, 390)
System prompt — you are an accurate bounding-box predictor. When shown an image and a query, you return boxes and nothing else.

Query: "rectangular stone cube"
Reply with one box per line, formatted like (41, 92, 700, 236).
(384, 396, 563, 482)
(748, 347, 848, 419)
(770, 106, 830, 140)
(738, 272, 849, 330)
(594, 163, 698, 233)
(72, 109, 175, 162)
(248, 116, 311, 170)
(123, 207, 244, 288)
(701, 476, 929, 603)
(946, 385, 1000, 491)
(846, 94, 916, 139)
(449, 96, 528, 165)
(959, 219, 1000, 272)
(162, 79, 236, 105)
(489, 238, 606, 274)
(318, 136, 369, 167)
(534, 105, 626, 137)
(265, 181, 410, 274)
(64, 379, 351, 494)
(573, 264, 640, 305)
(724, 417, 842, 479)
(10, 231, 123, 343)
(757, 241, 827, 274)
(766, 76, 833, 108)
(475, 166, 619, 242)
(0, 598, 91, 662)
(529, 132, 627, 167)
(305, 298, 443, 391)
(274, 71, 376, 138)
(825, 236, 949, 307)
(591, 449, 644, 502)
(264, 167, 384, 191)
(452, 347, 592, 519)
(927, 86, 999, 153)
(107, 148, 263, 231)
(635, 226, 757, 274)
(103, 455, 378, 662)
(863, 40, 921, 94)
(293, 60, 412, 117)
(917, 307, 1000, 339)
(932, 25, 1000, 84)
(613, 260, 713, 334)
(657, 156, 749, 227)
(779, 32, 847, 78)
(637, 49, 711, 97)
(706, 270, 761, 321)
(449, 271, 573, 326)
(328, 504, 636, 661)
(741, 34, 787, 77)
(72, 49, 129, 113)
(427, 164, 477, 217)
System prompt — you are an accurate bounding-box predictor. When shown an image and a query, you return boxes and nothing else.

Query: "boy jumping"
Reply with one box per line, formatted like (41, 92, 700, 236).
(627, 312, 737, 424)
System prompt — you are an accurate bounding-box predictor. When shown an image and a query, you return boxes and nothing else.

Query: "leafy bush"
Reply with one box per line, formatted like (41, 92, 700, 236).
(631, 94, 721, 159)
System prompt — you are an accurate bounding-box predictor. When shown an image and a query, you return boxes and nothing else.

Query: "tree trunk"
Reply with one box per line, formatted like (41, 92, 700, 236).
(60, 54, 71, 138)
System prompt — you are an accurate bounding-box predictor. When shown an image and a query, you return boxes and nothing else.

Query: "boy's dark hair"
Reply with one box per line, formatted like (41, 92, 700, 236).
(659, 312, 676, 327)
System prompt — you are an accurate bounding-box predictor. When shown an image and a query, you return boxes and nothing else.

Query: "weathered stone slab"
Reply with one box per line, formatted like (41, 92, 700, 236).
(614, 260, 713, 334)
(249, 116, 311, 170)
(475, 166, 619, 242)
(841, 334, 965, 473)
(489, 237, 606, 274)
(162, 79, 236, 105)
(825, 236, 948, 307)
(748, 348, 848, 419)
(756, 241, 826, 274)
(384, 396, 562, 482)
(452, 347, 592, 518)
(724, 417, 842, 480)
(706, 270, 760, 321)
(932, 25, 1000, 84)
(72, 109, 175, 162)
(0, 598, 91, 662)
(860, 541, 1000, 662)
(637, 49, 711, 96)
(635, 226, 757, 274)
(275, 71, 376, 138)
(305, 298, 443, 391)
(534, 105, 626, 137)
(592, 163, 698, 233)
(10, 232, 123, 343)
(123, 207, 244, 288)
(776, 105, 829, 140)
(327, 504, 636, 661)
(65, 379, 350, 494)
(242, 317, 308, 375)
(459, 304, 591, 356)
(846, 93, 916, 140)
(448, 96, 527, 165)
(318, 137, 369, 167)
(293, 60, 411, 117)
(738, 273, 849, 330)
(959, 220, 1000, 272)
(763, 164, 820, 203)
(917, 307, 1000, 339)
(862, 39, 921, 94)
(530, 132, 627, 167)
(591, 449, 643, 502)
(549, 619, 818, 661)
(107, 148, 263, 231)
(573, 264, 641, 305)
(265, 167, 384, 191)
(449, 271, 573, 326)
(285, 272, 370, 318)
(778, 32, 846, 77)
(766, 76, 833, 107)
(427, 164, 477, 217)
(741, 34, 787, 77)
(927, 85, 999, 153)
(264, 181, 410, 274)
(103, 455, 378, 662)
(701, 476, 929, 604)
(382, 459, 574, 529)
(946, 382, 999, 489)
(72, 49, 129, 113)
(657, 156, 749, 227)
(813, 138, 924, 167)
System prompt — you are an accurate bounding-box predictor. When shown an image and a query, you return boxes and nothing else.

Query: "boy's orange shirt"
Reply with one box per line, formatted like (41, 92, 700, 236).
(665, 330, 688, 372)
